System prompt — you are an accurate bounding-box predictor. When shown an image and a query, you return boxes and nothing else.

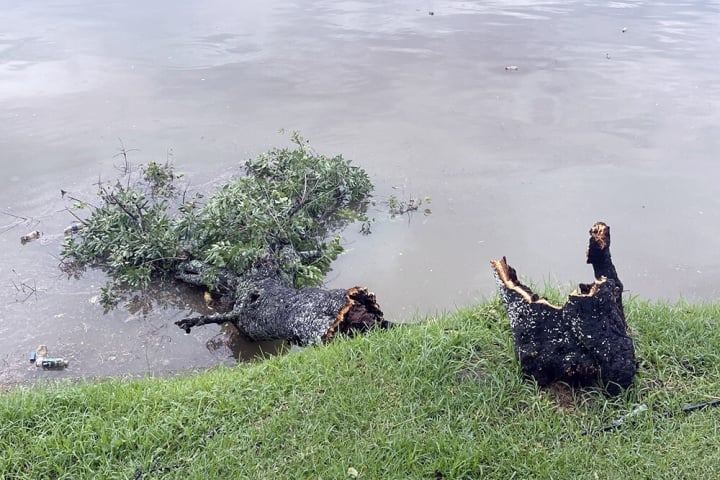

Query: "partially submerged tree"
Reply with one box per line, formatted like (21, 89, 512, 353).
(62, 135, 387, 344)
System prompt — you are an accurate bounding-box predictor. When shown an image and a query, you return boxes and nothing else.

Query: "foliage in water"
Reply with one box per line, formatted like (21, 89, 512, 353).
(61, 136, 373, 307)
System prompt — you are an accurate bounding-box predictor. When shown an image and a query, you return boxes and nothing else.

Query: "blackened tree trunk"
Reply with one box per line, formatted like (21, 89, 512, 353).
(491, 222, 636, 395)
(174, 258, 387, 345)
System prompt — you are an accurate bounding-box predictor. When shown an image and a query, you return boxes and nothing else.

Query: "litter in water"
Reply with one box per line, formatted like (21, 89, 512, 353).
(20, 231, 41, 244)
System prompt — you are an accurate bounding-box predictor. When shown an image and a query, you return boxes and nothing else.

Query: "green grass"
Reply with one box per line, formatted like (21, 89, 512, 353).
(2, 297, 720, 479)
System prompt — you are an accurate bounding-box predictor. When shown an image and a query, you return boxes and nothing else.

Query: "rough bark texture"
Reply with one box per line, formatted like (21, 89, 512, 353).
(174, 258, 387, 345)
(491, 222, 636, 395)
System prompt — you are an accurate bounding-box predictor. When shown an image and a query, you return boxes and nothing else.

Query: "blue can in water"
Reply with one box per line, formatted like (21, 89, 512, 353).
(64, 223, 84, 235)
(29, 351, 36, 363)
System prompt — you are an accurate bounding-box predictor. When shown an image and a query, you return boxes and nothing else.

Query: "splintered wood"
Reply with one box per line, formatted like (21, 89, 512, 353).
(492, 222, 636, 395)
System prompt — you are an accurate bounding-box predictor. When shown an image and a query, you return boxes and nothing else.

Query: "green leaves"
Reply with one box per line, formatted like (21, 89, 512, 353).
(61, 139, 373, 307)
(202, 241, 264, 272)
(386, 195, 432, 218)
(143, 160, 180, 198)
(189, 142, 372, 288)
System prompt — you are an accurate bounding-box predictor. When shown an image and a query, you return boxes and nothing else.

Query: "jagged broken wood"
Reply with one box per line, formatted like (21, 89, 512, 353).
(491, 222, 636, 395)
(174, 258, 388, 345)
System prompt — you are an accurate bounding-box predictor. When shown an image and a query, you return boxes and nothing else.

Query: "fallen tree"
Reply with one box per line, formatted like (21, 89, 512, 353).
(174, 258, 387, 344)
(491, 222, 636, 395)
(61, 134, 387, 344)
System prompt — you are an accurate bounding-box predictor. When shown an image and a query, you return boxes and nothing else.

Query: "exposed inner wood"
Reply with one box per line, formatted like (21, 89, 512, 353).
(490, 256, 562, 310)
(323, 287, 385, 341)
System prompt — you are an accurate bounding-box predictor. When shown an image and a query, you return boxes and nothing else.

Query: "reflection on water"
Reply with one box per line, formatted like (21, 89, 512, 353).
(1, 0, 719, 384)
(206, 322, 287, 363)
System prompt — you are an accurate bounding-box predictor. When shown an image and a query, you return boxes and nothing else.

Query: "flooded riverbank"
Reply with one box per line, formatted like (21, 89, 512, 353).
(2, 0, 719, 385)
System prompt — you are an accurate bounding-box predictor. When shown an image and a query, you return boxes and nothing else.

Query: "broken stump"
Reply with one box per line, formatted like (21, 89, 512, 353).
(491, 222, 636, 395)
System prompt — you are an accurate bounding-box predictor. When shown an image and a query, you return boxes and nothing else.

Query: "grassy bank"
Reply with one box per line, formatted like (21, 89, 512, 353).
(2, 297, 720, 479)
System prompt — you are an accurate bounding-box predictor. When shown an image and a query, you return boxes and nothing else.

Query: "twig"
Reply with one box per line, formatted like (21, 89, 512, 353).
(581, 397, 720, 436)
(0, 223, 21, 234)
(1, 211, 32, 234)
(63, 207, 86, 225)
(21, 284, 37, 303)
(287, 174, 310, 217)
(113, 139, 139, 180)
(100, 184, 144, 231)
(140, 255, 187, 267)
(66, 194, 97, 210)
(176, 312, 239, 334)
(581, 404, 648, 435)
(1, 211, 28, 221)
(679, 398, 720, 415)
(10, 269, 39, 303)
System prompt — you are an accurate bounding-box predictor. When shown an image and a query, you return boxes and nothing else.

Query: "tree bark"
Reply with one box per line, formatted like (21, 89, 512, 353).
(491, 222, 636, 395)
(174, 258, 387, 345)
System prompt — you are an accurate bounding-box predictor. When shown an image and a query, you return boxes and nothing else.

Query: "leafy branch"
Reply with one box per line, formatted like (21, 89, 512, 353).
(61, 136, 373, 308)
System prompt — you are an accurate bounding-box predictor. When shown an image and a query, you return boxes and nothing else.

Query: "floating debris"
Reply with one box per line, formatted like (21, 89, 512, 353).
(505, 65, 519, 71)
(622, 27, 627, 33)
(204, 290, 214, 309)
(36, 345, 48, 358)
(63, 222, 84, 235)
(20, 230, 41, 244)
(39, 358, 69, 369)
(34, 345, 69, 369)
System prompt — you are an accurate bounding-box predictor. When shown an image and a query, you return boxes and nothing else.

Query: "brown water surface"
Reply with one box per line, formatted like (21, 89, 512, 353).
(2, 0, 719, 384)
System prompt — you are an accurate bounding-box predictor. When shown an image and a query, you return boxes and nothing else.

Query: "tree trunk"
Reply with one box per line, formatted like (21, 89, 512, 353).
(491, 222, 636, 395)
(173, 258, 387, 345)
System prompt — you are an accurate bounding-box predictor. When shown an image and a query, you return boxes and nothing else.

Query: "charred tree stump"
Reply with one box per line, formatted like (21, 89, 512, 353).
(491, 222, 636, 395)
(174, 258, 387, 345)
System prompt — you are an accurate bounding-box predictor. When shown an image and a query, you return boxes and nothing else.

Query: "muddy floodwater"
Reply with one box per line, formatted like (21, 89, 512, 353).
(1, 0, 719, 385)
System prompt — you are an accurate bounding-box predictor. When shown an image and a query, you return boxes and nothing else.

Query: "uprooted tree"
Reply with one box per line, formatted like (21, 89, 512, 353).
(61, 135, 387, 344)
(491, 222, 636, 395)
